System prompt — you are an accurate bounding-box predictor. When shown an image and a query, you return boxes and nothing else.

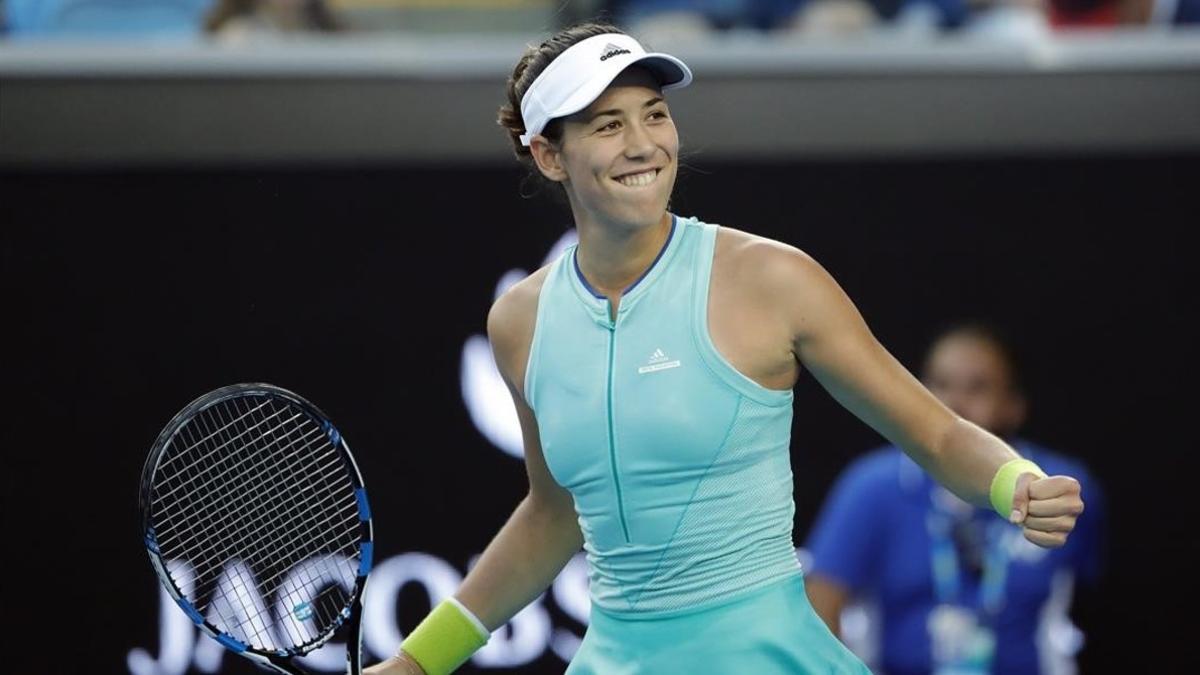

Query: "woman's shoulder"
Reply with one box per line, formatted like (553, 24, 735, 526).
(709, 223, 826, 295)
(711, 223, 812, 265)
(487, 264, 553, 370)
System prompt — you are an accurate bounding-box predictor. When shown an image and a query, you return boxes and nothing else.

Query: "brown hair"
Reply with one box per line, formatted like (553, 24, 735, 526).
(497, 21, 626, 196)
(204, 0, 341, 33)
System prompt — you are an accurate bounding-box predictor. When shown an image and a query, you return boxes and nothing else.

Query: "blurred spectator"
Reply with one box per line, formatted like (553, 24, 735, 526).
(1047, 0, 1200, 27)
(804, 322, 1106, 675)
(607, 0, 803, 30)
(788, 0, 884, 36)
(4, 0, 210, 37)
(204, 0, 342, 41)
(324, 0, 559, 33)
(789, 0, 972, 34)
(606, 0, 970, 36)
(961, 0, 1050, 40)
(605, 0, 1196, 36)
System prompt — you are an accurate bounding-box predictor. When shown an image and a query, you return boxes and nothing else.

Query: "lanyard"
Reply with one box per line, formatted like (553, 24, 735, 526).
(918, 458, 1026, 674)
(927, 505, 1012, 618)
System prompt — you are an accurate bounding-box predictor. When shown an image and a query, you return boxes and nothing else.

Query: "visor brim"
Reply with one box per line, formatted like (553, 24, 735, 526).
(545, 52, 693, 125)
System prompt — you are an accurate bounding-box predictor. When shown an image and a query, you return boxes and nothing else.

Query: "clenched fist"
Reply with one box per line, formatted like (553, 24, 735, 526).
(1008, 473, 1084, 548)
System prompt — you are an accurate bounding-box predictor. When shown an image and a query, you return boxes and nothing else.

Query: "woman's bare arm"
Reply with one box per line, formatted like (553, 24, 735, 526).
(453, 385, 583, 630)
(453, 272, 584, 630)
(741, 239, 1030, 510)
(368, 274, 581, 674)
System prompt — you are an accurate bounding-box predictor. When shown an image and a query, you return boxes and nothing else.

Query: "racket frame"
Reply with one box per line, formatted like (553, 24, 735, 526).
(139, 383, 374, 675)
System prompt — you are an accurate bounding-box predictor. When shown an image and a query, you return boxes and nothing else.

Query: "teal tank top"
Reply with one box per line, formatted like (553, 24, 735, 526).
(524, 215, 802, 617)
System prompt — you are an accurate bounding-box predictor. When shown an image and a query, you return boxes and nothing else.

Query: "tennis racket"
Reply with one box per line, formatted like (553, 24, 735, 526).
(139, 383, 374, 674)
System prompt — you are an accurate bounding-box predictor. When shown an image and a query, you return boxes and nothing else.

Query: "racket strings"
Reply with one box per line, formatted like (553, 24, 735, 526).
(188, 397, 359, 590)
(173, 398, 359, 648)
(151, 403, 296, 508)
(149, 394, 362, 651)
(198, 397, 360, 599)
(154, 398, 273, 473)
(162, 422, 344, 577)
(157, 398, 338, 558)
(153, 415, 320, 554)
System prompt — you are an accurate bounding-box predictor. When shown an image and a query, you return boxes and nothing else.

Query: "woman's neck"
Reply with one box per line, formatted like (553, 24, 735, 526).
(574, 212, 672, 297)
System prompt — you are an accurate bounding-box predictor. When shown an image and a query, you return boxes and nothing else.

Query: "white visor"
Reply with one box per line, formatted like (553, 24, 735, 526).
(518, 33, 692, 147)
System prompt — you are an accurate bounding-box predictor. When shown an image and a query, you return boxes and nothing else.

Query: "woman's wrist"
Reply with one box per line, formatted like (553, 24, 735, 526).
(394, 651, 428, 675)
(989, 457, 1047, 520)
(399, 598, 490, 675)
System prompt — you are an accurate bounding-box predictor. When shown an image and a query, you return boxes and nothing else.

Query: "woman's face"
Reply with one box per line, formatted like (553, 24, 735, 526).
(536, 67, 679, 232)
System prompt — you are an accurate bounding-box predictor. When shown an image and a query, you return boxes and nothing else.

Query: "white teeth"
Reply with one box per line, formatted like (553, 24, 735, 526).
(617, 170, 657, 188)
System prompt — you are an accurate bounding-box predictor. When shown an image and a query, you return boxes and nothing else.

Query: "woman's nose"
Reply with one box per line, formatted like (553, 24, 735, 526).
(623, 121, 656, 158)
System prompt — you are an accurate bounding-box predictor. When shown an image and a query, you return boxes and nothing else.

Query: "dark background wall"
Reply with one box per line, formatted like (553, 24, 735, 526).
(2, 153, 1196, 673)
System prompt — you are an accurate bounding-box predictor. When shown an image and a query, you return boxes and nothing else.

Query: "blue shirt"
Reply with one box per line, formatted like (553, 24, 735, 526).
(805, 442, 1105, 675)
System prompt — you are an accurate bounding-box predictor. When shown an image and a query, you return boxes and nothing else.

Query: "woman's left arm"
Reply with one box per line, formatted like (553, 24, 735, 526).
(754, 241, 1083, 547)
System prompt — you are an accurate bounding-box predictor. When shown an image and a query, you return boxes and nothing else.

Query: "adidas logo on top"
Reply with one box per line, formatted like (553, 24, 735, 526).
(639, 348, 681, 374)
(600, 43, 632, 62)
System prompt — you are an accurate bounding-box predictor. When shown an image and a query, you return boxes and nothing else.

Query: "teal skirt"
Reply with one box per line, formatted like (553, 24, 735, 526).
(566, 573, 872, 674)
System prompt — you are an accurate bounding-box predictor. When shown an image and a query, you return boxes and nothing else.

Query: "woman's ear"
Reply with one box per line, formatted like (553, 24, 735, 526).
(530, 135, 568, 183)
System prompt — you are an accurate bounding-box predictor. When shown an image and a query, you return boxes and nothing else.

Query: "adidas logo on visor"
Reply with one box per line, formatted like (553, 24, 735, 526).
(600, 43, 632, 62)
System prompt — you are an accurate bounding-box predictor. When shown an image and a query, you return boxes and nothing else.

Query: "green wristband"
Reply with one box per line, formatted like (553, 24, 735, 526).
(400, 599, 490, 675)
(989, 458, 1048, 519)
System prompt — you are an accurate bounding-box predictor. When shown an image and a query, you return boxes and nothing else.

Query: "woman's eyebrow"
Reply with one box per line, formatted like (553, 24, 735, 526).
(586, 97, 666, 124)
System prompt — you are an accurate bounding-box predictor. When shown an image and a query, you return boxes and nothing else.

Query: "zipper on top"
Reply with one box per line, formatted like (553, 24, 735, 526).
(605, 303, 631, 543)
(572, 218, 679, 547)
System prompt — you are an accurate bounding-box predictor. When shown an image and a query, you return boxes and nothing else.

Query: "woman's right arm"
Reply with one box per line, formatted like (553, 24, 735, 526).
(453, 386, 584, 630)
(455, 272, 584, 629)
(369, 274, 582, 674)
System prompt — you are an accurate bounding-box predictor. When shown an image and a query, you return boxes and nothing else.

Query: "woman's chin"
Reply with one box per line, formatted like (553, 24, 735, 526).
(612, 207, 667, 231)
(575, 190, 670, 232)
(614, 194, 670, 223)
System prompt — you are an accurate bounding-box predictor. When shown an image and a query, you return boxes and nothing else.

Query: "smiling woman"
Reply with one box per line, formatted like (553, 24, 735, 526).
(527, 67, 680, 281)
(497, 25, 688, 212)
(364, 19, 1086, 675)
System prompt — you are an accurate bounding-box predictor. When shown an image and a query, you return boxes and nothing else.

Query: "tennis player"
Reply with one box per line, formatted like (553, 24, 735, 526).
(366, 21, 1085, 675)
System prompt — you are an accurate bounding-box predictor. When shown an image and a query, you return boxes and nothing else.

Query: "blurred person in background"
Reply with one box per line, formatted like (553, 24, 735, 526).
(804, 322, 1106, 675)
(604, 0, 807, 35)
(1045, 0, 1200, 27)
(604, 0, 981, 38)
(962, 0, 1199, 35)
(603, 0, 983, 36)
(785, 0, 977, 36)
(604, 0, 1196, 37)
(204, 0, 342, 41)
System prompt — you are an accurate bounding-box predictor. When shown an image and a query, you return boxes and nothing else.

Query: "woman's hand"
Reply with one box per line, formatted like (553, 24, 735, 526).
(363, 652, 428, 675)
(1009, 473, 1085, 548)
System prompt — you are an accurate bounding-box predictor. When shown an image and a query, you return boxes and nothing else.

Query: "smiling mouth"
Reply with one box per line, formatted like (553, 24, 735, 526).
(613, 168, 661, 188)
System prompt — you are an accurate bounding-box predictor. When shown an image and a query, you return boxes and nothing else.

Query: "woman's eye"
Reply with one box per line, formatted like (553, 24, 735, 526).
(600, 121, 620, 132)
(650, 111, 668, 120)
